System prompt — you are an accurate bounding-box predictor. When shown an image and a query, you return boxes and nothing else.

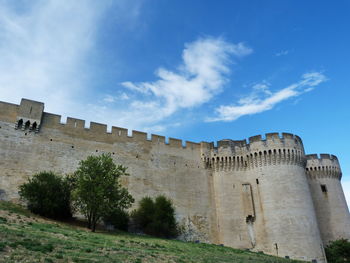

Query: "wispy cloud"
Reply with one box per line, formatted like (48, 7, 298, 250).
(0, 1, 326, 134)
(275, 50, 289, 56)
(0, 0, 110, 114)
(103, 93, 130, 103)
(0, 0, 143, 122)
(0, 1, 253, 132)
(208, 72, 327, 122)
(110, 37, 252, 130)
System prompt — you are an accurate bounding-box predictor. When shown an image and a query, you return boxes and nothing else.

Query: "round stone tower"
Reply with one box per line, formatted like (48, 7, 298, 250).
(306, 154, 350, 245)
(203, 133, 327, 262)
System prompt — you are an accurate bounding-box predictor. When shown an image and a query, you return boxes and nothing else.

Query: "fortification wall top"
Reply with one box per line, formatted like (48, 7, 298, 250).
(201, 133, 306, 171)
(203, 132, 304, 156)
(306, 154, 339, 162)
(42, 112, 202, 150)
(11, 102, 200, 152)
(0, 100, 202, 152)
(306, 154, 342, 180)
(0, 101, 19, 123)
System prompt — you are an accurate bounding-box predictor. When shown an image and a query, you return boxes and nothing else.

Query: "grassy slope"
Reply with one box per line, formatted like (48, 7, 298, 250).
(0, 201, 302, 263)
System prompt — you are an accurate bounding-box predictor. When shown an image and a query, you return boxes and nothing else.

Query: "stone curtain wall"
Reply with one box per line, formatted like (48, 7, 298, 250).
(2, 98, 350, 263)
(0, 100, 217, 243)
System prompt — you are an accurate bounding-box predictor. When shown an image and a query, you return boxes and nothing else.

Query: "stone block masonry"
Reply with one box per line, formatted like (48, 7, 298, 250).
(1, 98, 350, 263)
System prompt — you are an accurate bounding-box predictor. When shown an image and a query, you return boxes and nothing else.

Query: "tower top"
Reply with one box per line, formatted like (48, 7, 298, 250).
(16, 98, 44, 132)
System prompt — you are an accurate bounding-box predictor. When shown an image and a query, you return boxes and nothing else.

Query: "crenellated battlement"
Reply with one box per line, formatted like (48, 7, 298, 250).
(201, 133, 305, 171)
(0, 100, 202, 152)
(306, 154, 342, 180)
(40, 112, 202, 150)
(0, 99, 341, 176)
(306, 154, 339, 162)
(201, 132, 303, 152)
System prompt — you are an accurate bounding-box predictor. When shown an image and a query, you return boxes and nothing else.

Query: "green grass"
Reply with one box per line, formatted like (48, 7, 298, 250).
(0, 201, 302, 263)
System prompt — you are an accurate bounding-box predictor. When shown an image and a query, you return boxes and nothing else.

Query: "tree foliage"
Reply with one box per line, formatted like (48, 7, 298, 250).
(72, 153, 134, 232)
(19, 171, 72, 219)
(131, 195, 178, 238)
(103, 208, 129, 231)
(325, 239, 350, 263)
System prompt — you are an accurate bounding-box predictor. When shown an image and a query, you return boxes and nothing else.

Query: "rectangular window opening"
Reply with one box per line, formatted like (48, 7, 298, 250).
(256, 179, 259, 184)
(321, 184, 327, 193)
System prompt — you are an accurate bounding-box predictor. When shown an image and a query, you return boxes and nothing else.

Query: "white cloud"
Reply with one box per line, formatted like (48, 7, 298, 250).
(118, 37, 252, 128)
(0, 1, 326, 134)
(0, 0, 110, 115)
(0, 0, 143, 123)
(208, 72, 327, 122)
(0, 0, 250, 133)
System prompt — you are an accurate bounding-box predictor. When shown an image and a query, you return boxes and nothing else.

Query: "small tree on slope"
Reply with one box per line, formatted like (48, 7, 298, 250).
(72, 153, 134, 232)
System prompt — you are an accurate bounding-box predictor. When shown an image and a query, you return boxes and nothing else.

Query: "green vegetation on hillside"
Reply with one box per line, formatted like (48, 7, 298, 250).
(325, 238, 350, 263)
(18, 154, 134, 233)
(131, 195, 178, 238)
(0, 201, 303, 263)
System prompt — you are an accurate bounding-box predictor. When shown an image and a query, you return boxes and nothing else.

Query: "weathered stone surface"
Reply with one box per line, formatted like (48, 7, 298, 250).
(1, 98, 349, 263)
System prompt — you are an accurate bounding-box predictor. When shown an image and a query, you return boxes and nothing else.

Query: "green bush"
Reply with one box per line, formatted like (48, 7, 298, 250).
(131, 195, 178, 238)
(19, 171, 72, 219)
(103, 208, 129, 231)
(325, 238, 350, 263)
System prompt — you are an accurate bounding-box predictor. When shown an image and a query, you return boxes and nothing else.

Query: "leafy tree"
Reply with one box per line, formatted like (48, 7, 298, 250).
(72, 153, 134, 232)
(19, 171, 72, 219)
(131, 195, 178, 238)
(325, 239, 350, 263)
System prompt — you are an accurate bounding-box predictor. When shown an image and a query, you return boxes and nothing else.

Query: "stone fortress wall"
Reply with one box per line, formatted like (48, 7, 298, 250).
(1, 98, 350, 262)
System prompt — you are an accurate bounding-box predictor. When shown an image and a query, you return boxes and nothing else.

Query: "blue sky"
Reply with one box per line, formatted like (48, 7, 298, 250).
(1, 0, 350, 205)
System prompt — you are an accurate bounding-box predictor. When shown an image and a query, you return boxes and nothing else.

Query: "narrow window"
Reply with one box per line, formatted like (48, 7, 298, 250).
(321, 184, 327, 193)
(256, 179, 259, 184)
(275, 243, 279, 256)
(246, 215, 254, 223)
(25, 120, 30, 129)
(17, 119, 23, 129)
